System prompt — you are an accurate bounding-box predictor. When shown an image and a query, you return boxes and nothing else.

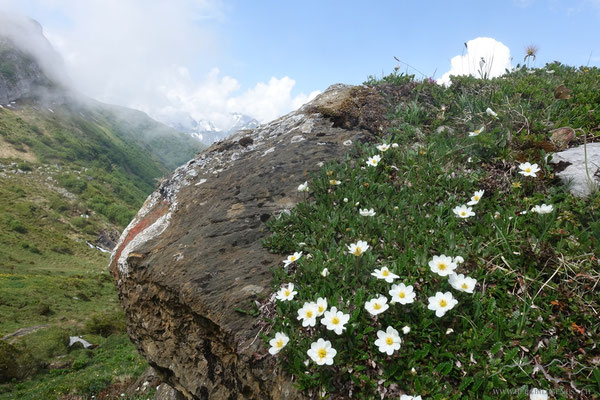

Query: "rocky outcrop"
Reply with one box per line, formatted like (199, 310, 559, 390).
(110, 84, 389, 399)
(551, 143, 600, 197)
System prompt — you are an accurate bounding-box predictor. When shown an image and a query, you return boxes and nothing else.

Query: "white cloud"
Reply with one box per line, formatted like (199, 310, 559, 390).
(0, 0, 319, 129)
(437, 37, 513, 85)
(151, 67, 320, 130)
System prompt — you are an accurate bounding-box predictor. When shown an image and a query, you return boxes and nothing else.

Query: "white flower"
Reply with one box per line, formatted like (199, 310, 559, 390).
(372, 266, 399, 283)
(321, 306, 350, 335)
(428, 255, 457, 277)
(453, 204, 475, 218)
(283, 251, 302, 266)
(343, 197, 348, 203)
(427, 292, 458, 317)
(518, 162, 540, 177)
(376, 143, 390, 152)
(469, 126, 485, 137)
(366, 155, 381, 167)
(307, 338, 336, 365)
(297, 302, 318, 327)
(531, 204, 553, 214)
(400, 396, 422, 400)
(268, 332, 289, 355)
(297, 181, 309, 192)
(530, 388, 548, 400)
(374, 326, 401, 355)
(365, 295, 389, 316)
(453, 255, 465, 264)
(321, 268, 329, 277)
(467, 190, 484, 206)
(389, 283, 416, 304)
(391, 143, 399, 148)
(446, 328, 454, 335)
(486, 107, 498, 118)
(355, 201, 360, 206)
(402, 325, 411, 334)
(359, 208, 376, 217)
(448, 273, 477, 293)
(275, 283, 297, 301)
(347, 240, 369, 256)
(315, 297, 328, 316)
(329, 179, 341, 185)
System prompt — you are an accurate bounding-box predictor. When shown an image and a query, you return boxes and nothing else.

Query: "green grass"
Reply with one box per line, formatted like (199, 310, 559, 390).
(0, 333, 150, 400)
(263, 64, 599, 399)
(0, 149, 153, 397)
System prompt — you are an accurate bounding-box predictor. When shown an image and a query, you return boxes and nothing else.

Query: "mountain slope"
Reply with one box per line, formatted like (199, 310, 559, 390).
(0, 15, 202, 398)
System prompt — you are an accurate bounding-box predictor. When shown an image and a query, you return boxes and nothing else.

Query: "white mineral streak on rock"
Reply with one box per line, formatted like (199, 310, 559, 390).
(195, 179, 207, 186)
(262, 147, 275, 157)
(290, 135, 305, 143)
(343, 139, 352, 146)
(117, 212, 171, 276)
(300, 119, 314, 133)
(111, 191, 162, 265)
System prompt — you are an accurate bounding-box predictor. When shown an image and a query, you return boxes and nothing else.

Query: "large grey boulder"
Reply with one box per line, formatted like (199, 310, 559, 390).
(551, 143, 600, 197)
(110, 84, 392, 399)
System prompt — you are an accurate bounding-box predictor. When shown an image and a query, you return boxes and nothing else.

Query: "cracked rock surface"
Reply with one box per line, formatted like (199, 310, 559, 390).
(110, 84, 387, 399)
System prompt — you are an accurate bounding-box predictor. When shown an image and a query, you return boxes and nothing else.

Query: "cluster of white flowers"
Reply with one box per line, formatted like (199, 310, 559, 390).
(271, 291, 351, 363)
(426, 254, 476, 316)
(453, 189, 484, 219)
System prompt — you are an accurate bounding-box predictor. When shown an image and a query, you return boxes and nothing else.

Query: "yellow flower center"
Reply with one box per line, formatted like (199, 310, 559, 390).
(276, 339, 283, 348)
(318, 348, 327, 359)
(353, 248, 362, 256)
(439, 299, 447, 307)
(438, 263, 447, 270)
(318, 305, 324, 313)
(306, 310, 313, 318)
(525, 167, 531, 173)
(290, 256, 296, 261)
(462, 283, 468, 289)
(461, 211, 466, 216)
(474, 196, 480, 201)
(284, 290, 290, 297)
(398, 292, 406, 299)
(382, 269, 389, 276)
(386, 337, 394, 345)
(332, 317, 340, 325)
(373, 303, 382, 310)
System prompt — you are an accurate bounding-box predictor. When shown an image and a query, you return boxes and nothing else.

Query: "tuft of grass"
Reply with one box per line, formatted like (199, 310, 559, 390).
(262, 64, 599, 399)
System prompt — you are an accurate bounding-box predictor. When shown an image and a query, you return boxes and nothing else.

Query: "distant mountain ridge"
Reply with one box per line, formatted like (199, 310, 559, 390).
(0, 13, 205, 230)
(162, 111, 259, 145)
(0, 13, 203, 173)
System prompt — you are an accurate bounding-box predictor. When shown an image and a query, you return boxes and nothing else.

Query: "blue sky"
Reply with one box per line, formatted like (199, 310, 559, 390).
(1, 0, 599, 128)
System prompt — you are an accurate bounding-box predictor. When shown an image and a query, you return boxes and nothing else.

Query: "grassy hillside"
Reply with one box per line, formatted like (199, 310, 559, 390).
(0, 160, 152, 399)
(263, 63, 599, 399)
(0, 56, 202, 400)
(0, 24, 199, 399)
